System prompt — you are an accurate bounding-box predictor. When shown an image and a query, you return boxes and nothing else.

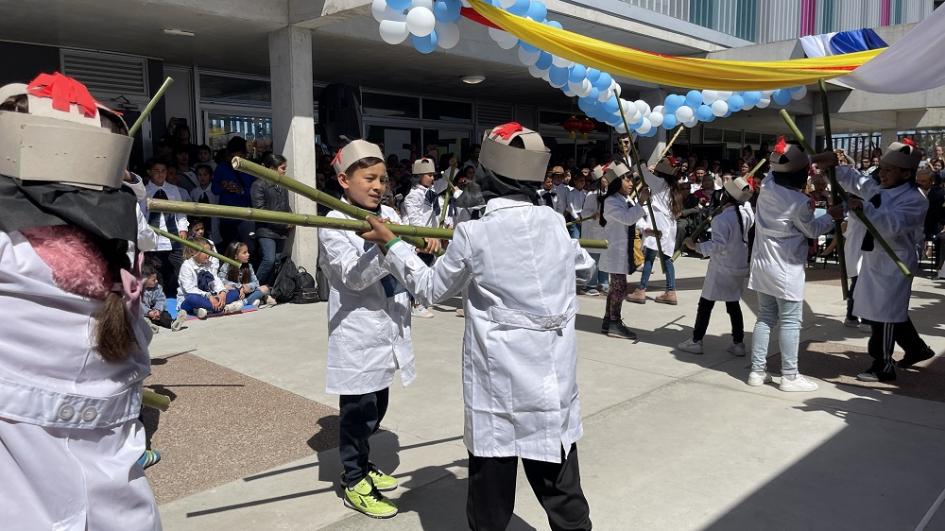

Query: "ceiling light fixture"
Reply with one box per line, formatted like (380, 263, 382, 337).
(163, 28, 196, 37)
(461, 75, 486, 85)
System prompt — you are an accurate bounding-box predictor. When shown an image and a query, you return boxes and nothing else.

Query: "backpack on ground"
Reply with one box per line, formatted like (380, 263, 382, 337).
(270, 256, 300, 303)
(292, 267, 319, 304)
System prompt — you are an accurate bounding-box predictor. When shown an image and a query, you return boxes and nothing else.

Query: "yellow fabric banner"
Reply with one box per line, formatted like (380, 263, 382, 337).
(468, 0, 883, 90)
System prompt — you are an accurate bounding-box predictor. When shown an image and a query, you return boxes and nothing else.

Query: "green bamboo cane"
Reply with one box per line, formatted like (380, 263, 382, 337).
(149, 226, 241, 267)
(143, 389, 171, 412)
(438, 179, 454, 227)
(778, 109, 911, 278)
(671, 158, 766, 262)
(128, 77, 174, 137)
(818, 80, 850, 300)
(230, 157, 433, 250)
(566, 214, 596, 227)
(615, 96, 666, 273)
(148, 199, 611, 250)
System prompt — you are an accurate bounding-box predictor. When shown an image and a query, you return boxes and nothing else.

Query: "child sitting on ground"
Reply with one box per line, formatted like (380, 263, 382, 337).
(177, 237, 242, 319)
(218, 241, 276, 308)
(141, 262, 188, 331)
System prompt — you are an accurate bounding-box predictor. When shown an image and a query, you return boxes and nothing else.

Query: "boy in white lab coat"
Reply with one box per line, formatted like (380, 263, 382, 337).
(318, 140, 437, 519)
(0, 74, 159, 530)
(818, 141, 936, 381)
(678, 177, 755, 355)
(401, 157, 448, 318)
(747, 141, 835, 392)
(361, 122, 594, 531)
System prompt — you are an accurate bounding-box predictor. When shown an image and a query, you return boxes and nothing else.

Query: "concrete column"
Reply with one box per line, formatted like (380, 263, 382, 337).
(636, 88, 666, 164)
(795, 114, 817, 151)
(269, 26, 318, 271)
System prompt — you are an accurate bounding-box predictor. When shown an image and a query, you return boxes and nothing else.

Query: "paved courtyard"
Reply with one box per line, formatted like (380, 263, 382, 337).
(149, 258, 945, 530)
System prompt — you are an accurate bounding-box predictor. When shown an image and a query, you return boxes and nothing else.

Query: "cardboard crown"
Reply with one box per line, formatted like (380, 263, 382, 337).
(332, 139, 385, 174)
(479, 122, 551, 182)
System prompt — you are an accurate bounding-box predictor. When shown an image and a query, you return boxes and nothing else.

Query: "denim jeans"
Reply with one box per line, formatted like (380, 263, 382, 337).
(180, 290, 241, 313)
(751, 292, 803, 376)
(244, 289, 267, 306)
(638, 247, 675, 291)
(586, 253, 609, 291)
(568, 223, 581, 239)
(256, 237, 285, 286)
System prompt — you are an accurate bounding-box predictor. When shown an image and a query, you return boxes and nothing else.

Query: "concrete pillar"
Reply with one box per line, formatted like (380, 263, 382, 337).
(795, 114, 817, 151)
(636, 88, 666, 164)
(269, 26, 318, 271)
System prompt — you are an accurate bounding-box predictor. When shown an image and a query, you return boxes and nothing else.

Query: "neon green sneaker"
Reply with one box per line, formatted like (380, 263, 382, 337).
(368, 465, 398, 491)
(343, 477, 398, 519)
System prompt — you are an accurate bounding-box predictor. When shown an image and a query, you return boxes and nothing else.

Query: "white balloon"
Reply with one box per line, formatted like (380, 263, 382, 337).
(577, 79, 592, 97)
(372, 0, 389, 22)
(710, 100, 728, 117)
(756, 97, 771, 109)
(563, 87, 576, 97)
(792, 85, 808, 100)
(649, 111, 664, 127)
(436, 22, 460, 49)
(488, 27, 505, 42)
(496, 33, 518, 49)
(379, 20, 410, 44)
(568, 80, 583, 93)
(717, 91, 733, 100)
(761, 90, 774, 97)
(675, 105, 694, 122)
(598, 88, 613, 103)
(552, 55, 572, 68)
(684, 116, 699, 128)
(541, 69, 551, 82)
(615, 123, 627, 134)
(528, 64, 544, 78)
(636, 117, 652, 134)
(701, 90, 719, 105)
(634, 99, 650, 116)
(619, 99, 632, 115)
(651, 105, 664, 115)
(626, 107, 641, 124)
(412, 0, 434, 8)
(518, 47, 540, 65)
(406, 6, 436, 36)
(612, 82, 622, 97)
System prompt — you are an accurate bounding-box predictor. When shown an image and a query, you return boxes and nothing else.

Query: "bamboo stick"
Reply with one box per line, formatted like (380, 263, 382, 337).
(148, 199, 610, 250)
(142, 389, 171, 412)
(438, 180, 454, 227)
(129, 77, 174, 137)
(657, 126, 685, 161)
(778, 109, 912, 279)
(566, 214, 596, 227)
(149, 226, 241, 267)
(818, 80, 850, 300)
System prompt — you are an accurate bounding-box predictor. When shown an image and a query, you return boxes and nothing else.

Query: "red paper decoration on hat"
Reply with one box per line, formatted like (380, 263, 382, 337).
(26, 72, 98, 118)
(492, 122, 523, 140)
(901, 137, 917, 148)
(773, 136, 788, 155)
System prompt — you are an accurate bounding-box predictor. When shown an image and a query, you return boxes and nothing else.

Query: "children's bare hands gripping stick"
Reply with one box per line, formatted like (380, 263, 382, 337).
(360, 216, 397, 249)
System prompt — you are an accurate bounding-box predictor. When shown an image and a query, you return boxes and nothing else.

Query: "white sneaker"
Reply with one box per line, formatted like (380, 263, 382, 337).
(585, 288, 601, 297)
(223, 300, 244, 314)
(412, 306, 434, 318)
(747, 370, 771, 387)
(727, 343, 747, 357)
(779, 374, 819, 392)
(455, 308, 465, 317)
(263, 295, 277, 308)
(171, 310, 187, 331)
(677, 338, 703, 354)
(195, 308, 208, 319)
(252, 299, 261, 308)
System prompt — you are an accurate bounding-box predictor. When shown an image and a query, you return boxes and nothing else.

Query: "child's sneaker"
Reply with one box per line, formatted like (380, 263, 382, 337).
(343, 477, 398, 519)
(727, 342, 747, 357)
(262, 295, 277, 308)
(137, 449, 161, 470)
(252, 299, 261, 308)
(195, 308, 208, 319)
(171, 310, 187, 331)
(584, 288, 601, 296)
(412, 305, 434, 318)
(367, 464, 398, 491)
(747, 370, 771, 387)
(606, 319, 638, 340)
(677, 338, 703, 354)
(843, 317, 860, 328)
(779, 374, 819, 392)
(223, 300, 244, 314)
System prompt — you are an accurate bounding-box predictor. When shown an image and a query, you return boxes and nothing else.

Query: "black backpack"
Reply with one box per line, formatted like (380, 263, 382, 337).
(270, 256, 300, 303)
(292, 267, 318, 304)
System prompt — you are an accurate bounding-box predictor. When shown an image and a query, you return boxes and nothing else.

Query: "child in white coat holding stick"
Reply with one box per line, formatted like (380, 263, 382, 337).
(360, 122, 594, 531)
(677, 177, 755, 355)
(628, 157, 681, 305)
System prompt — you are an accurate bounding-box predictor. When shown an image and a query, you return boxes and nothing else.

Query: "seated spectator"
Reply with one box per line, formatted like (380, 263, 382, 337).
(177, 237, 243, 319)
(693, 172, 721, 210)
(219, 241, 276, 308)
(141, 262, 188, 332)
(252, 153, 293, 286)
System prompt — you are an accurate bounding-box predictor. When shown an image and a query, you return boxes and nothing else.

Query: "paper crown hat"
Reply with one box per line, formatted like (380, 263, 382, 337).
(332, 139, 384, 174)
(723, 176, 753, 204)
(604, 161, 631, 183)
(591, 165, 606, 180)
(881, 139, 922, 170)
(412, 158, 436, 175)
(0, 72, 132, 189)
(769, 136, 810, 173)
(653, 157, 680, 177)
(479, 122, 550, 182)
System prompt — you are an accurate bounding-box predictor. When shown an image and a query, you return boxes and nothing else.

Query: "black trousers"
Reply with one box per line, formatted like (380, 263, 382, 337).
(467, 444, 591, 531)
(867, 318, 928, 373)
(147, 310, 175, 329)
(147, 250, 180, 298)
(692, 297, 744, 344)
(339, 388, 389, 486)
(846, 276, 858, 321)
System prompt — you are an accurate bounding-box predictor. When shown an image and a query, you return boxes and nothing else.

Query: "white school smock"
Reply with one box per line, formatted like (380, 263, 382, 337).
(403, 184, 452, 228)
(639, 168, 677, 257)
(834, 165, 928, 323)
(580, 192, 605, 242)
(145, 182, 189, 251)
(553, 183, 571, 215)
(318, 203, 415, 395)
(0, 231, 160, 531)
(566, 187, 587, 220)
(698, 204, 755, 302)
(176, 257, 225, 305)
(598, 194, 647, 275)
(383, 196, 594, 463)
(843, 211, 867, 276)
(748, 174, 835, 302)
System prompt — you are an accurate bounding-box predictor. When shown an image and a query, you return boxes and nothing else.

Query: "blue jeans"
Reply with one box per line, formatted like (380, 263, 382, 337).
(568, 223, 581, 239)
(244, 288, 266, 306)
(638, 247, 675, 291)
(256, 237, 285, 286)
(751, 292, 803, 376)
(180, 290, 241, 313)
(586, 253, 609, 292)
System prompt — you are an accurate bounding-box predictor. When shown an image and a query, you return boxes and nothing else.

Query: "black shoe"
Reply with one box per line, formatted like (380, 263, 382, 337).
(899, 347, 935, 369)
(601, 319, 610, 335)
(856, 365, 896, 382)
(606, 320, 638, 340)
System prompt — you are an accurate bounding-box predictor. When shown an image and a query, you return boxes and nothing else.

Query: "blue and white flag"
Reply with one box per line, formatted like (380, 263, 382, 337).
(800, 28, 887, 58)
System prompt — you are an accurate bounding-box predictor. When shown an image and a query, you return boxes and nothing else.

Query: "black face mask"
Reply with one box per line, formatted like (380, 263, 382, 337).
(454, 165, 539, 211)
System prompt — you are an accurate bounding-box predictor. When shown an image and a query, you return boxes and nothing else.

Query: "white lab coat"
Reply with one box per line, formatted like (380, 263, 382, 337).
(0, 231, 160, 531)
(639, 169, 677, 257)
(145, 182, 189, 251)
(843, 211, 867, 276)
(748, 174, 835, 301)
(318, 203, 416, 395)
(697, 204, 755, 302)
(598, 194, 647, 275)
(580, 192, 606, 242)
(553, 184, 570, 215)
(834, 166, 927, 322)
(536, 187, 560, 212)
(382, 196, 594, 463)
(566, 187, 587, 221)
(176, 257, 225, 306)
(403, 184, 452, 228)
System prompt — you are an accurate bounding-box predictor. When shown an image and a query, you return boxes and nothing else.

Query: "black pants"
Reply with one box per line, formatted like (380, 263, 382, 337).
(867, 318, 928, 373)
(692, 297, 744, 344)
(148, 250, 180, 298)
(846, 276, 858, 321)
(467, 444, 591, 531)
(147, 310, 175, 329)
(339, 388, 389, 486)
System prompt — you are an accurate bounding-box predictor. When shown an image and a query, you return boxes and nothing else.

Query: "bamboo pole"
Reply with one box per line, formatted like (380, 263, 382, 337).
(778, 109, 911, 278)
(128, 77, 174, 137)
(148, 199, 610, 250)
(657, 126, 685, 161)
(149, 226, 241, 267)
(142, 389, 170, 412)
(438, 179, 454, 228)
(818, 80, 850, 300)
(566, 214, 596, 227)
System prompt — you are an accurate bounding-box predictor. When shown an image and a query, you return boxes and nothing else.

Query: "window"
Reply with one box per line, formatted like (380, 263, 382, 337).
(206, 113, 272, 157)
(422, 99, 472, 122)
(362, 92, 420, 118)
(200, 73, 270, 106)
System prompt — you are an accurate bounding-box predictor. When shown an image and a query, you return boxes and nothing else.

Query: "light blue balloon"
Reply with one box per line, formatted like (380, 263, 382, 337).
(686, 90, 703, 108)
(723, 110, 733, 118)
(587, 87, 599, 101)
(549, 66, 569, 88)
(727, 94, 745, 112)
(434, 0, 462, 22)
(662, 113, 677, 129)
(519, 41, 538, 53)
(586, 68, 601, 84)
(577, 97, 592, 114)
(788, 85, 805, 94)
(412, 31, 438, 54)
(546, 20, 563, 30)
(509, 0, 530, 14)
(643, 127, 658, 137)
(526, 0, 547, 21)
(743, 91, 761, 106)
(606, 113, 622, 127)
(772, 89, 792, 106)
(696, 104, 713, 122)
(388, 0, 411, 9)
(594, 72, 613, 90)
(568, 64, 586, 83)
(535, 52, 553, 70)
(663, 95, 679, 113)
(602, 96, 619, 114)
